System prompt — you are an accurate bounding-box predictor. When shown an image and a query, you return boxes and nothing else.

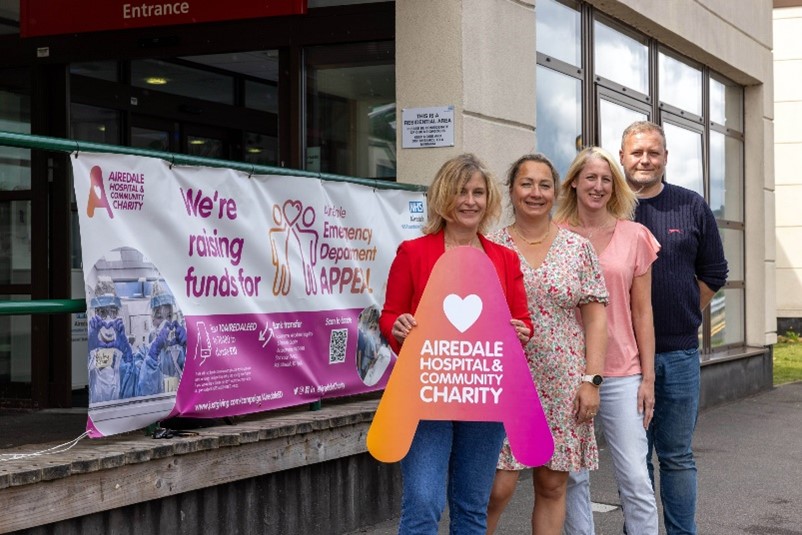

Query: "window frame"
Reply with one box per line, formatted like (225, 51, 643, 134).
(535, 0, 747, 354)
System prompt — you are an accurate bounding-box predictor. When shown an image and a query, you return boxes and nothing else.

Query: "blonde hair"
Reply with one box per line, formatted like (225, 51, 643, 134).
(423, 153, 502, 235)
(554, 146, 637, 225)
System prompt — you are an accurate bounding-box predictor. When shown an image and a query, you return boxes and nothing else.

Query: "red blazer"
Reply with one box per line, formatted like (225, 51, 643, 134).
(379, 230, 533, 354)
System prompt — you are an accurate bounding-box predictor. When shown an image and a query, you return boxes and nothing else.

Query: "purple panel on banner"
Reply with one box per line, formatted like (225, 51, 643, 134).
(175, 309, 395, 418)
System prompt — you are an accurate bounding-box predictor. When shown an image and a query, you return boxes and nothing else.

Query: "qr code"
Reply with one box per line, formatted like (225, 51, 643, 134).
(328, 328, 348, 364)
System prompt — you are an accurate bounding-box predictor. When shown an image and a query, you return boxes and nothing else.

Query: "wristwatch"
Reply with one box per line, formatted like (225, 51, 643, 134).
(582, 374, 604, 387)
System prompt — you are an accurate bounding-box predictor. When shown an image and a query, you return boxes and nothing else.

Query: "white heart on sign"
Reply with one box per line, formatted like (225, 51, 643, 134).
(443, 294, 483, 333)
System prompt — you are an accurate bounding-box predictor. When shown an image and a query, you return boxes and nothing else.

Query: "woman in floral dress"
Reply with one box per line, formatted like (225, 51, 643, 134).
(486, 154, 608, 535)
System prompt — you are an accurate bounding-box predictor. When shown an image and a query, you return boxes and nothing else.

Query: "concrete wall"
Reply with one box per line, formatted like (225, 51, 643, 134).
(395, 0, 536, 187)
(775, 6, 802, 329)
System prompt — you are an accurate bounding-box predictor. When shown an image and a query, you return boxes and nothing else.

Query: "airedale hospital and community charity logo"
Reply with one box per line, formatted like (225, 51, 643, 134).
(86, 165, 146, 218)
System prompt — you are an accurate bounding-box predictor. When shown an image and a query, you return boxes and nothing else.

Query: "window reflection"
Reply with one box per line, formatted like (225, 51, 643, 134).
(659, 52, 701, 116)
(0, 299, 31, 383)
(0, 201, 31, 285)
(244, 132, 278, 166)
(131, 127, 170, 152)
(663, 121, 703, 195)
(187, 136, 223, 159)
(710, 289, 744, 348)
(709, 131, 743, 221)
(536, 0, 581, 66)
(71, 104, 120, 144)
(245, 79, 279, 114)
(710, 76, 744, 130)
(598, 99, 647, 169)
(720, 228, 744, 281)
(132, 59, 234, 106)
(0, 90, 31, 191)
(306, 41, 395, 179)
(594, 20, 648, 94)
(536, 66, 582, 177)
(70, 61, 119, 82)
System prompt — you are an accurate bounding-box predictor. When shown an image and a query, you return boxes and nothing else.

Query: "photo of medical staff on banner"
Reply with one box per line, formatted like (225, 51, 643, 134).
(72, 152, 425, 437)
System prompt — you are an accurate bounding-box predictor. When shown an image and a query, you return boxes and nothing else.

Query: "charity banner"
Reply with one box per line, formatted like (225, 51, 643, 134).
(366, 246, 554, 466)
(71, 152, 426, 437)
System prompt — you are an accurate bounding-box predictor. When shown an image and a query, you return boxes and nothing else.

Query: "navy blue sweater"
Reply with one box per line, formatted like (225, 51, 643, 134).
(634, 183, 728, 353)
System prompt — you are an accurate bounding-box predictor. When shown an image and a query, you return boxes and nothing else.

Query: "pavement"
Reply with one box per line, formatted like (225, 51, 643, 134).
(2, 384, 801, 534)
(345, 382, 802, 535)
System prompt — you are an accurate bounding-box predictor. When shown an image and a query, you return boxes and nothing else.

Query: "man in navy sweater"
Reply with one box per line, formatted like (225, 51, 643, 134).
(620, 121, 728, 535)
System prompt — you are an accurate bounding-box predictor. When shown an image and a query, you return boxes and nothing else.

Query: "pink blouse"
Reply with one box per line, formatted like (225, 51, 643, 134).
(594, 220, 660, 376)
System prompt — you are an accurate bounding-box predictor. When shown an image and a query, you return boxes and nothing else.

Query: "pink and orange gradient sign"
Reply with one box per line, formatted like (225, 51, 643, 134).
(367, 246, 554, 466)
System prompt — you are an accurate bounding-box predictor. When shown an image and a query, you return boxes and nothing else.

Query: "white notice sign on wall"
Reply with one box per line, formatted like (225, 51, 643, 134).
(401, 106, 455, 149)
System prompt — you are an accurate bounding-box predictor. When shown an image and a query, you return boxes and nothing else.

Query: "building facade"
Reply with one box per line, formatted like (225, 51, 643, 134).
(0, 0, 775, 407)
(774, 0, 802, 334)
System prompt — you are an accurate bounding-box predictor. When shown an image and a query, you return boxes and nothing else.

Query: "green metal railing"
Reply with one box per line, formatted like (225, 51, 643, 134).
(0, 130, 425, 316)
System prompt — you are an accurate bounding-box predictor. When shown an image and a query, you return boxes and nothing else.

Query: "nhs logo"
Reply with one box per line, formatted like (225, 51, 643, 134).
(409, 201, 424, 214)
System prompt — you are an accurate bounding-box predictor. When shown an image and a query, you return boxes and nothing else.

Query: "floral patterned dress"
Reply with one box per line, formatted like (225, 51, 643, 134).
(489, 226, 608, 471)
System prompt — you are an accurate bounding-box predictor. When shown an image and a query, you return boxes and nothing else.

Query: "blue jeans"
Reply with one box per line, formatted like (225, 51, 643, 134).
(565, 376, 658, 534)
(398, 420, 505, 535)
(647, 349, 701, 535)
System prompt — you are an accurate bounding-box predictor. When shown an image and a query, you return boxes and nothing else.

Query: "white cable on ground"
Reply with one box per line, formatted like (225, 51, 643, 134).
(0, 431, 89, 462)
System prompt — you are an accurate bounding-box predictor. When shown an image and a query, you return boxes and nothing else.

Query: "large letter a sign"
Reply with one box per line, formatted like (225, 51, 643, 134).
(367, 246, 554, 466)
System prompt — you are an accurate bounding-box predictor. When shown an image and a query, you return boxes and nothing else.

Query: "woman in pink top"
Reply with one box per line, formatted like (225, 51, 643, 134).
(555, 147, 661, 534)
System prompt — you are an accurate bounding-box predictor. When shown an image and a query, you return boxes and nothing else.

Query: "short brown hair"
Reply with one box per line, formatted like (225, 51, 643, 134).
(621, 121, 666, 150)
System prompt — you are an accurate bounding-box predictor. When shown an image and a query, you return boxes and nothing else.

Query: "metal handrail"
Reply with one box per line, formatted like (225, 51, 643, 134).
(0, 131, 426, 191)
(0, 299, 86, 316)
(0, 130, 426, 317)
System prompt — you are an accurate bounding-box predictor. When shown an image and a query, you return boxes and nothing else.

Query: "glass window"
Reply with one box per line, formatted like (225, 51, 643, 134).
(0, 300, 31, 383)
(132, 59, 234, 105)
(186, 135, 223, 159)
(663, 121, 703, 196)
(131, 127, 171, 152)
(70, 61, 119, 82)
(305, 41, 395, 179)
(710, 289, 745, 348)
(659, 51, 702, 116)
(598, 98, 648, 168)
(71, 104, 120, 144)
(594, 19, 648, 94)
(540, 2, 747, 357)
(710, 76, 743, 130)
(244, 132, 279, 166)
(0, 89, 31, 190)
(720, 228, 744, 281)
(0, 201, 31, 284)
(709, 131, 743, 222)
(535, 65, 582, 177)
(536, 0, 581, 66)
(0, 4, 18, 36)
(245, 79, 279, 114)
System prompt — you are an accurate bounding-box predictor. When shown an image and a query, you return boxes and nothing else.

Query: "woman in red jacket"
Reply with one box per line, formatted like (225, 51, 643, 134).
(379, 153, 533, 535)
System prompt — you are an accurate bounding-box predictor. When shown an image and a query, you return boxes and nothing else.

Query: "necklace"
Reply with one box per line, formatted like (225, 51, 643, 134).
(512, 223, 551, 246)
(581, 220, 615, 240)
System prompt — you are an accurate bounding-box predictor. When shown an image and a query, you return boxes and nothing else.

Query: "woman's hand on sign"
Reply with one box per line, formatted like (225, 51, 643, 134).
(392, 313, 417, 345)
(510, 318, 531, 345)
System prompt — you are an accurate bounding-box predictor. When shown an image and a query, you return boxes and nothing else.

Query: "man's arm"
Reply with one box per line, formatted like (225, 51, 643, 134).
(699, 280, 716, 311)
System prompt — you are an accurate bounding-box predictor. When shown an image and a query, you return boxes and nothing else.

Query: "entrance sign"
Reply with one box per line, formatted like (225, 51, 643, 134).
(72, 152, 425, 437)
(21, 0, 307, 38)
(367, 247, 554, 466)
(401, 106, 455, 149)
